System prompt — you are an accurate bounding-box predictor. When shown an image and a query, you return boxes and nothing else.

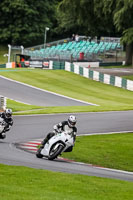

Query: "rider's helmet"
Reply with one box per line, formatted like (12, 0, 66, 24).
(68, 115, 76, 128)
(5, 109, 12, 118)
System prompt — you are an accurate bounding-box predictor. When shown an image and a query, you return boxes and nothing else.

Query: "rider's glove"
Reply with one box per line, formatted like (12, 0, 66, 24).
(53, 125, 61, 133)
(56, 129, 61, 133)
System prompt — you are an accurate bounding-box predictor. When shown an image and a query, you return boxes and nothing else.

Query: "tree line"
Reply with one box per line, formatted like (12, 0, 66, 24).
(0, 0, 132, 64)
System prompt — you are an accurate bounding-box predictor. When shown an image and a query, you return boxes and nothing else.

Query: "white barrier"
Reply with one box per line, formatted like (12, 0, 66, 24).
(0, 96, 7, 111)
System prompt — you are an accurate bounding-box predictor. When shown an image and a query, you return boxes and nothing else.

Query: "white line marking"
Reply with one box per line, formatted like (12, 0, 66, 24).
(8, 97, 31, 105)
(78, 130, 133, 136)
(0, 75, 98, 106)
(63, 159, 133, 175)
(20, 146, 37, 150)
(21, 144, 38, 147)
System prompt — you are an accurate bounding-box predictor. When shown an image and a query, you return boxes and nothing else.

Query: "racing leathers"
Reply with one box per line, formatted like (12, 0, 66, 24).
(0, 112, 13, 133)
(41, 121, 77, 152)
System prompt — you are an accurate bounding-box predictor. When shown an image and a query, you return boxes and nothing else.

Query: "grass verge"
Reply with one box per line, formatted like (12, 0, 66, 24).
(0, 63, 133, 199)
(7, 99, 44, 112)
(61, 133, 133, 172)
(1, 69, 133, 114)
(123, 75, 133, 81)
(0, 164, 133, 200)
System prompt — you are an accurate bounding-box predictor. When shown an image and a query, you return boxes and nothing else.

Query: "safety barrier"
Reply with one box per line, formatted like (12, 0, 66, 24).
(1, 60, 133, 91)
(0, 96, 7, 111)
(43, 60, 133, 91)
(0, 64, 6, 68)
(6, 62, 16, 68)
(65, 62, 133, 91)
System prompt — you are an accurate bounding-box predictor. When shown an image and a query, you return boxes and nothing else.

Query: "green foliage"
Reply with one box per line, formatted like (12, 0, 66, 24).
(114, 0, 133, 31)
(57, 0, 117, 37)
(0, 0, 57, 45)
(0, 45, 8, 64)
(113, 0, 133, 44)
(57, 0, 133, 46)
(0, 0, 133, 46)
(121, 28, 133, 45)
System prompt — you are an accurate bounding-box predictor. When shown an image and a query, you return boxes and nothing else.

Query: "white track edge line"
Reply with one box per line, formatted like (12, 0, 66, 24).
(0, 75, 98, 106)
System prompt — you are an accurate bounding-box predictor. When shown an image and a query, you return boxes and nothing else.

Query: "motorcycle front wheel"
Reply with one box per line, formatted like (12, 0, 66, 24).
(0, 133, 6, 139)
(48, 144, 64, 160)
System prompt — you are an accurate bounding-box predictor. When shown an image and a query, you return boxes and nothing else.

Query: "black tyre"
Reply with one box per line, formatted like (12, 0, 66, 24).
(48, 144, 64, 160)
(0, 133, 6, 139)
(36, 147, 43, 158)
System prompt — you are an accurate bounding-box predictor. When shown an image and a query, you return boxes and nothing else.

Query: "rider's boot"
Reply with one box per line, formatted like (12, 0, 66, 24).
(40, 138, 48, 148)
(40, 133, 54, 148)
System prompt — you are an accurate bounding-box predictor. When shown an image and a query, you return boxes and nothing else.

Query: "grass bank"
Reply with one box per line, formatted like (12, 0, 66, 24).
(123, 75, 133, 81)
(61, 133, 133, 172)
(1, 69, 133, 114)
(0, 64, 133, 199)
(0, 164, 133, 200)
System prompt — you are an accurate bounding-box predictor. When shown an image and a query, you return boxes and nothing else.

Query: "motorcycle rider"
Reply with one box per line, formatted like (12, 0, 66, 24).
(0, 108, 13, 139)
(40, 115, 77, 152)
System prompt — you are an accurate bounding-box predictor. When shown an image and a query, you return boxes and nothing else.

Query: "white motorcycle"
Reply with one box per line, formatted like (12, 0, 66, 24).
(36, 131, 75, 160)
(0, 117, 7, 139)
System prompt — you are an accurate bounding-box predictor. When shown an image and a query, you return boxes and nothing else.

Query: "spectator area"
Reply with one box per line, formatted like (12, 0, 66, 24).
(24, 38, 122, 61)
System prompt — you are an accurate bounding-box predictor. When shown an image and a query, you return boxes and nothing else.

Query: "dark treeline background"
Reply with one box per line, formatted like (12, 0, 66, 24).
(0, 0, 132, 64)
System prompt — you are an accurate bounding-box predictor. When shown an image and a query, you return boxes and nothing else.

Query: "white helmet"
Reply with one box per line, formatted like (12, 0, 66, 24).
(68, 115, 76, 127)
(5, 108, 12, 118)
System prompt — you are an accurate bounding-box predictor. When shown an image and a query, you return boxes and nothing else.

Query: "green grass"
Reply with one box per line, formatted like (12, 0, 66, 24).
(123, 75, 133, 81)
(7, 99, 44, 112)
(0, 164, 133, 200)
(102, 65, 132, 68)
(61, 133, 133, 172)
(1, 68, 133, 114)
(0, 52, 133, 199)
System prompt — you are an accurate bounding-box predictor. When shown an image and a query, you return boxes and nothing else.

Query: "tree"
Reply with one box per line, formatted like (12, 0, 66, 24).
(0, 0, 56, 46)
(113, 0, 133, 65)
(100, 0, 133, 65)
(57, 0, 133, 65)
(57, 0, 117, 37)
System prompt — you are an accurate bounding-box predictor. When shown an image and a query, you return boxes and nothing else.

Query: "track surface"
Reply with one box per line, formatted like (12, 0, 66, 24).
(0, 112, 133, 182)
(0, 75, 92, 106)
(0, 76, 133, 182)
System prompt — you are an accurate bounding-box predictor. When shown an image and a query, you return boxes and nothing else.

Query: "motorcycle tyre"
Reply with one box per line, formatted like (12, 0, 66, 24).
(0, 133, 6, 139)
(36, 147, 43, 158)
(48, 144, 64, 160)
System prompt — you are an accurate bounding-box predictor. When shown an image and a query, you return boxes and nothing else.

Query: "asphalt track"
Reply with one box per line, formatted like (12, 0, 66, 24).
(0, 75, 94, 106)
(0, 76, 133, 182)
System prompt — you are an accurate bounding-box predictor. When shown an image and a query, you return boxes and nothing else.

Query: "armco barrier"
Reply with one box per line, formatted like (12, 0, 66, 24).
(65, 62, 133, 91)
(53, 61, 65, 70)
(0, 64, 6, 68)
(99, 62, 122, 67)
